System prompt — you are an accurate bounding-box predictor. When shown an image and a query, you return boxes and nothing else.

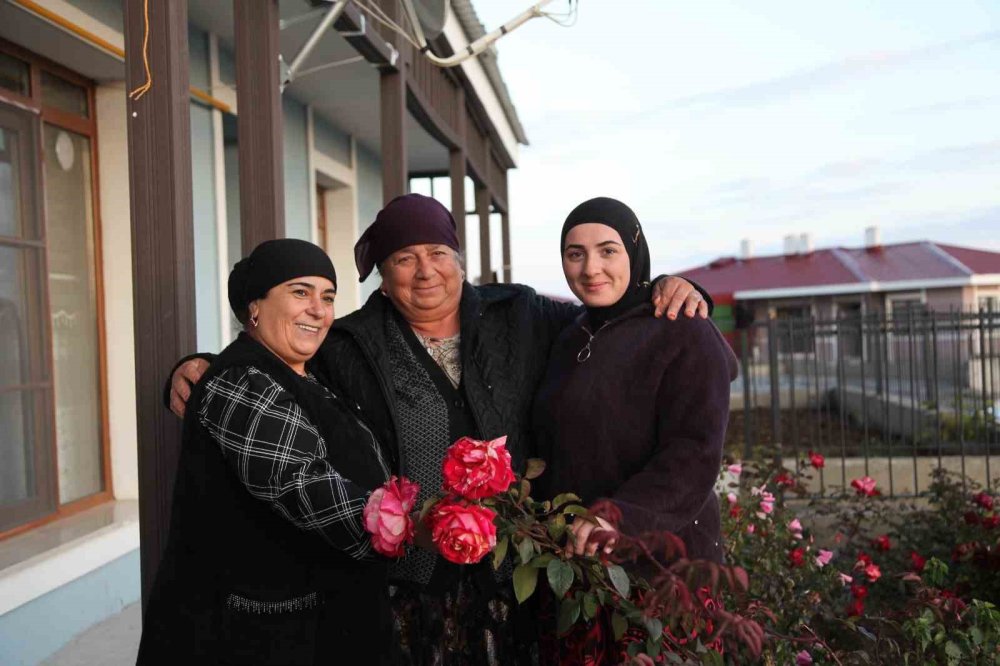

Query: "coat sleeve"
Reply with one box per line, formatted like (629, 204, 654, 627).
(198, 366, 376, 560)
(602, 319, 737, 536)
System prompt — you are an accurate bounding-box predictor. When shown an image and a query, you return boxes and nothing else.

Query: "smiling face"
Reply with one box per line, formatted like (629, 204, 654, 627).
(562, 223, 631, 308)
(247, 276, 336, 374)
(379, 243, 464, 324)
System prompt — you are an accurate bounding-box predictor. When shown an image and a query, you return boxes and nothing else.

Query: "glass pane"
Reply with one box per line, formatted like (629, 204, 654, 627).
(0, 389, 36, 505)
(0, 52, 30, 97)
(0, 245, 31, 386)
(43, 125, 102, 503)
(41, 71, 89, 118)
(0, 124, 24, 237)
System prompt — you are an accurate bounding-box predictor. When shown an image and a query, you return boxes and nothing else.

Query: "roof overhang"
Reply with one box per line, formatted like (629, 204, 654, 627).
(734, 274, 1000, 300)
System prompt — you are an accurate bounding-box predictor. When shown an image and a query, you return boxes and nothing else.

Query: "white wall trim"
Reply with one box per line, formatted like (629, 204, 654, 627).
(0, 507, 139, 617)
(211, 107, 230, 346)
(735, 274, 1000, 300)
(208, 32, 237, 113)
(313, 151, 356, 188)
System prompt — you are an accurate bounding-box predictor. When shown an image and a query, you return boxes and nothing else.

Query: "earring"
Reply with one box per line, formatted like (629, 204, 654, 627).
(249, 312, 259, 327)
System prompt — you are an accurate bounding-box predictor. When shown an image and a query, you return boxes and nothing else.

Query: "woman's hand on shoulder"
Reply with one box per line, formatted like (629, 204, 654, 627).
(170, 358, 211, 418)
(652, 277, 709, 320)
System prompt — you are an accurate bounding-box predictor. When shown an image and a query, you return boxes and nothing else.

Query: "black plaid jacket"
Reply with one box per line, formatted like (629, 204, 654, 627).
(198, 366, 389, 559)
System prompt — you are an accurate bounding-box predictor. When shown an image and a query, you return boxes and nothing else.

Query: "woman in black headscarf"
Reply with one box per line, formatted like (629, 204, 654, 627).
(531, 197, 738, 662)
(535, 195, 739, 560)
(137, 239, 392, 666)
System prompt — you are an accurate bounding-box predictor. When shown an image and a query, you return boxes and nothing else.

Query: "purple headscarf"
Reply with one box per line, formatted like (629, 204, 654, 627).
(354, 193, 461, 281)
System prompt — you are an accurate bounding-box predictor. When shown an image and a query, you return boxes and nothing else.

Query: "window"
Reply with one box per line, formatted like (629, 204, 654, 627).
(0, 41, 107, 536)
(774, 304, 814, 354)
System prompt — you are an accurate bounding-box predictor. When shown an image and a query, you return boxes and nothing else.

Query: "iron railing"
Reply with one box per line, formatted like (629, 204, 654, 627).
(730, 309, 1000, 497)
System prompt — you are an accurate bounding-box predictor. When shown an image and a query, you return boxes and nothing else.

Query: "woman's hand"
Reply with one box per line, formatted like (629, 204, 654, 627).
(652, 277, 708, 320)
(566, 515, 617, 557)
(170, 358, 210, 418)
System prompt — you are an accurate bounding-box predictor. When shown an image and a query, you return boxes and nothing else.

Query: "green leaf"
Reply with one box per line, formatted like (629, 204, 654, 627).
(531, 552, 556, 569)
(607, 564, 631, 599)
(512, 564, 539, 604)
(547, 559, 575, 599)
(561, 504, 591, 517)
(517, 536, 535, 565)
(547, 514, 567, 541)
(645, 636, 660, 658)
(581, 592, 599, 620)
(418, 496, 437, 521)
(552, 492, 582, 508)
(611, 611, 628, 641)
(556, 597, 581, 636)
(643, 616, 663, 639)
(492, 536, 509, 570)
(524, 458, 546, 480)
(518, 478, 532, 503)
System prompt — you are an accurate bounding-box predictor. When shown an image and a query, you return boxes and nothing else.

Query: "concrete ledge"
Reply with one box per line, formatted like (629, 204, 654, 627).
(0, 502, 139, 616)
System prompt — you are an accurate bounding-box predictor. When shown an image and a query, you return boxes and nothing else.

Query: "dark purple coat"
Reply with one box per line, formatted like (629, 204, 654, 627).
(532, 305, 738, 562)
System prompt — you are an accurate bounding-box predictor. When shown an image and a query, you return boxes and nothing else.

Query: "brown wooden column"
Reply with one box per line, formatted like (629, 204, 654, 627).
(234, 0, 285, 248)
(501, 211, 512, 283)
(476, 186, 491, 284)
(380, 69, 407, 202)
(124, 0, 196, 609)
(449, 87, 467, 249)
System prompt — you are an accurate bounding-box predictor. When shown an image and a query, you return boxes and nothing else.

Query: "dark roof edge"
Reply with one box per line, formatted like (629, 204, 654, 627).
(450, 0, 530, 145)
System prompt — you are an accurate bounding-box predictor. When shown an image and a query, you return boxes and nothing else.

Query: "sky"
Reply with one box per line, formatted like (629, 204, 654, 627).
(472, 1, 1000, 298)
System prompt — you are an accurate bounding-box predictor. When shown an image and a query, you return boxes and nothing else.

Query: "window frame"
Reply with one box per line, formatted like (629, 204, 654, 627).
(0, 37, 112, 540)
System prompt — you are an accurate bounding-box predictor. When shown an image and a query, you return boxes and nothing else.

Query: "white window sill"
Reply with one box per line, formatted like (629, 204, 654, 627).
(0, 501, 139, 616)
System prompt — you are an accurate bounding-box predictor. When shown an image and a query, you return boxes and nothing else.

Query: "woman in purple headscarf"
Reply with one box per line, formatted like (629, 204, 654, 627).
(168, 194, 710, 664)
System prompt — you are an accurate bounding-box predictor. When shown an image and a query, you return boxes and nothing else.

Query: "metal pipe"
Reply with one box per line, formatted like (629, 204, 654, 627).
(409, 0, 560, 68)
(283, 0, 349, 90)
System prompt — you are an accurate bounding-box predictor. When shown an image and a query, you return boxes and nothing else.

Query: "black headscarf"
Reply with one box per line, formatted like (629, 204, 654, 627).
(560, 197, 651, 328)
(228, 238, 337, 324)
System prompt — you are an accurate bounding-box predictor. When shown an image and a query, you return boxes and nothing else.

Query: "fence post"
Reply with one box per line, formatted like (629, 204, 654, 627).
(741, 328, 753, 460)
(768, 316, 781, 465)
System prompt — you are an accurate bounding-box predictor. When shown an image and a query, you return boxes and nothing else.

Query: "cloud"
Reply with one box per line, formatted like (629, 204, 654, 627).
(651, 31, 1000, 112)
(896, 95, 1000, 116)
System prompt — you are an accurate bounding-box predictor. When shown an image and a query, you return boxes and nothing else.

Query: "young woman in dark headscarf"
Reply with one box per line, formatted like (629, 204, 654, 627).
(536, 196, 737, 556)
(532, 198, 738, 660)
(137, 239, 393, 666)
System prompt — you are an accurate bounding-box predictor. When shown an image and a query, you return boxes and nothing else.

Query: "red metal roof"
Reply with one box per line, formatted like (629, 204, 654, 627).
(678, 241, 1000, 298)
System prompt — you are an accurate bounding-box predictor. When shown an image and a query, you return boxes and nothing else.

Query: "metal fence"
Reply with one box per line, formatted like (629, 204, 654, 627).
(730, 309, 1000, 497)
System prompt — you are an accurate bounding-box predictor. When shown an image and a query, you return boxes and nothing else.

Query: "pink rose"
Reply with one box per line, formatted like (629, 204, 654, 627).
(864, 563, 882, 582)
(795, 650, 813, 665)
(838, 572, 853, 585)
(441, 436, 516, 500)
(815, 549, 834, 568)
(427, 501, 497, 564)
(727, 462, 743, 476)
(759, 500, 774, 515)
(788, 518, 803, 534)
(363, 476, 420, 558)
(851, 476, 879, 497)
(727, 492, 738, 505)
(808, 451, 825, 469)
(747, 524, 756, 534)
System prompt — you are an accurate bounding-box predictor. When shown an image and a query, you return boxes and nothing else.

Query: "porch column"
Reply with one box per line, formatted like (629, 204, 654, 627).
(476, 186, 491, 283)
(449, 87, 467, 249)
(124, 0, 196, 608)
(501, 211, 512, 283)
(234, 0, 285, 247)
(380, 69, 407, 202)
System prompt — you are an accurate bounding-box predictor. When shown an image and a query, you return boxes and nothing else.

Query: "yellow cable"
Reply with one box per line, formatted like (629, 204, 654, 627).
(127, 0, 151, 100)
